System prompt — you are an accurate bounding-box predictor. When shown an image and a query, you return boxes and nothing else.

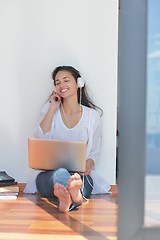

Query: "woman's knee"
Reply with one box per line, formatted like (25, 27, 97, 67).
(53, 168, 71, 187)
(54, 167, 69, 176)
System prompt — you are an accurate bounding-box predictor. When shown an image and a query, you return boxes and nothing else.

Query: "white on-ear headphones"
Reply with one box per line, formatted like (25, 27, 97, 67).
(77, 77, 85, 88)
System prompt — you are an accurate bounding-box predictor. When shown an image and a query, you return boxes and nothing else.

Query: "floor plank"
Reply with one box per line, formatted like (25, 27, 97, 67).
(0, 190, 118, 240)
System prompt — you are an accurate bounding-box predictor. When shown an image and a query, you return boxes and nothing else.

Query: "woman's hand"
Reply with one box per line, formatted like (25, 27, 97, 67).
(84, 159, 94, 176)
(50, 92, 61, 109)
(50, 91, 61, 103)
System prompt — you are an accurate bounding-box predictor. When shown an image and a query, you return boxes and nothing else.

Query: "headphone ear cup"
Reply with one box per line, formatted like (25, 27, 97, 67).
(77, 78, 85, 88)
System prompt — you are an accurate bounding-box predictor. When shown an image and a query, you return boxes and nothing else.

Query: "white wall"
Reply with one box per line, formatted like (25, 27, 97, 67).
(0, 0, 118, 184)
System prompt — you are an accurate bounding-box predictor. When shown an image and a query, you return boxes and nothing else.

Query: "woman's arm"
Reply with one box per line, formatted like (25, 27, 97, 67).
(40, 93, 61, 133)
(40, 104, 56, 134)
(34, 93, 61, 138)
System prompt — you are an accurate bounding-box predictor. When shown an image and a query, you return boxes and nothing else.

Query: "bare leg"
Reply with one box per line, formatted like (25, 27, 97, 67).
(54, 183, 72, 212)
(67, 173, 83, 203)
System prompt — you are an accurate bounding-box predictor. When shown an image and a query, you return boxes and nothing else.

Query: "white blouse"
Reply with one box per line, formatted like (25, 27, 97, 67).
(24, 102, 111, 194)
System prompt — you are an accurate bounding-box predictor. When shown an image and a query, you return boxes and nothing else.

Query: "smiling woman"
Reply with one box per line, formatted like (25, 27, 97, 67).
(0, 0, 117, 203)
(51, 66, 103, 114)
(24, 65, 111, 213)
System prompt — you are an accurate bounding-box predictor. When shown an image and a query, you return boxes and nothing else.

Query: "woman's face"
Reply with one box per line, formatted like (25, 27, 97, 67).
(54, 70, 78, 99)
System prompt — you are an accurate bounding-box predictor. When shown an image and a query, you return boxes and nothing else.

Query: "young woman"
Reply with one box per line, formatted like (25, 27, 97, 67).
(25, 65, 110, 212)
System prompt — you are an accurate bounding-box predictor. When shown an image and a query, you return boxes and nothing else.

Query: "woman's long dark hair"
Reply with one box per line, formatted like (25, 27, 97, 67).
(50, 65, 103, 116)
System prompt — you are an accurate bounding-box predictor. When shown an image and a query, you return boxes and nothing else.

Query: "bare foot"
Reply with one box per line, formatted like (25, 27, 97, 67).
(54, 183, 72, 212)
(67, 173, 83, 203)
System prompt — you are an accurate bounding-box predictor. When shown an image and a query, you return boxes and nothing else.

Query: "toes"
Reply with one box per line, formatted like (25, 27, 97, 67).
(74, 173, 80, 179)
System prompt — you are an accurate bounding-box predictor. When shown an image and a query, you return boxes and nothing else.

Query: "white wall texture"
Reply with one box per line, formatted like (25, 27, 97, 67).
(0, 0, 118, 184)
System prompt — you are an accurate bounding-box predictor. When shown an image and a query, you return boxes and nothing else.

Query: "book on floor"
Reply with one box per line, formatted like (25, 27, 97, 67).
(0, 192, 18, 196)
(0, 171, 15, 183)
(0, 181, 18, 187)
(0, 195, 17, 200)
(0, 185, 19, 193)
(0, 171, 19, 199)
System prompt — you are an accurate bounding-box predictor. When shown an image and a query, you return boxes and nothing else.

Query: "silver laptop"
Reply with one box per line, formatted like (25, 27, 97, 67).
(28, 138, 86, 173)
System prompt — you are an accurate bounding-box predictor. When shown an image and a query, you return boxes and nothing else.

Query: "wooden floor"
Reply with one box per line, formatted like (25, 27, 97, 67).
(0, 185, 118, 240)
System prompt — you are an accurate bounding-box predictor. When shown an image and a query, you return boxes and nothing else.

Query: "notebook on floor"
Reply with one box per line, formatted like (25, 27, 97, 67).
(0, 171, 15, 183)
(28, 138, 86, 173)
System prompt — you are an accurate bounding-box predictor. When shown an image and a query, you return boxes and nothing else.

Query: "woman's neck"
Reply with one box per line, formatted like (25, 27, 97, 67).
(61, 100, 81, 115)
(60, 100, 82, 129)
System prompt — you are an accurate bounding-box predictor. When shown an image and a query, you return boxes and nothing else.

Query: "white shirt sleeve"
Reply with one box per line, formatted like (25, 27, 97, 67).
(34, 101, 55, 139)
(86, 109, 102, 165)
